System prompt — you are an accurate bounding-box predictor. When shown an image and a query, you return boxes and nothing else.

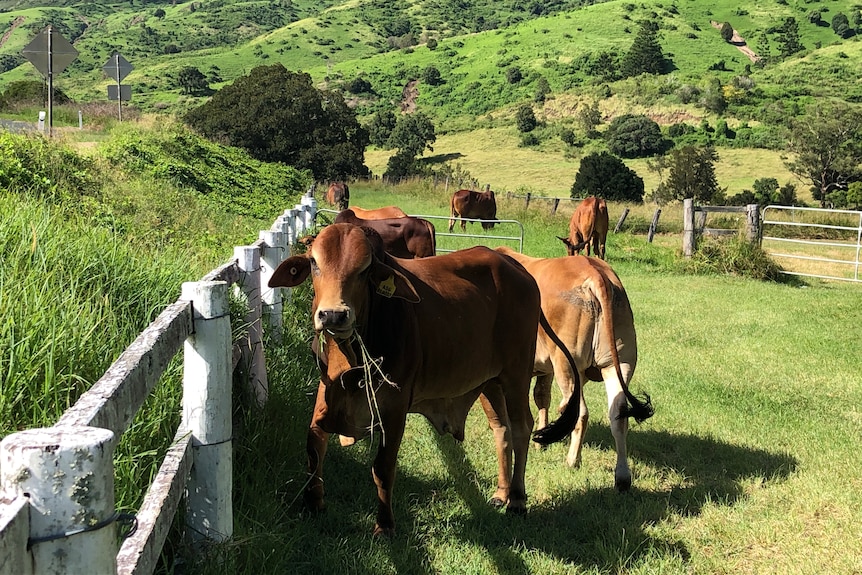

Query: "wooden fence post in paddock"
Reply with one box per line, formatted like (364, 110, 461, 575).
(524, 192, 532, 210)
(614, 208, 630, 233)
(683, 198, 696, 257)
(1, 426, 117, 574)
(746, 204, 760, 244)
(259, 230, 286, 339)
(234, 245, 268, 406)
(181, 281, 233, 545)
(647, 208, 662, 243)
(551, 198, 560, 215)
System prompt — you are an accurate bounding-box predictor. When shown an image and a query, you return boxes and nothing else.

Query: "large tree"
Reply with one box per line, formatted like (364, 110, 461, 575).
(665, 145, 723, 203)
(620, 21, 667, 78)
(384, 112, 436, 179)
(184, 64, 369, 181)
(785, 102, 862, 207)
(571, 151, 644, 202)
(604, 114, 669, 158)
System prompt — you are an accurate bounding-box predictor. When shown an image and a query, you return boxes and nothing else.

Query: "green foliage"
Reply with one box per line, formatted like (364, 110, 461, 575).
(0, 131, 100, 203)
(831, 12, 852, 38)
(571, 150, 644, 202)
(665, 145, 724, 203)
(620, 21, 667, 78)
(176, 66, 209, 95)
(515, 104, 537, 133)
(604, 113, 669, 159)
(100, 121, 310, 220)
(367, 108, 398, 148)
(184, 64, 369, 181)
(683, 235, 785, 282)
(0, 80, 70, 109)
(720, 22, 734, 42)
(384, 111, 436, 178)
(421, 64, 443, 86)
(533, 76, 551, 103)
(776, 17, 804, 58)
(347, 76, 373, 94)
(784, 101, 862, 206)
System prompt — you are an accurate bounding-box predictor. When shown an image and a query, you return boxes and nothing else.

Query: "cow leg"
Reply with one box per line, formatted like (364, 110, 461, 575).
(305, 382, 330, 512)
(480, 381, 532, 515)
(370, 415, 406, 536)
(601, 362, 636, 491)
(551, 350, 589, 468)
(532, 373, 553, 449)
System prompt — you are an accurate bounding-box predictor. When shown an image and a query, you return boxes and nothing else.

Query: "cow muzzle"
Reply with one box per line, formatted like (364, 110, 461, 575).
(316, 308, 354, 339)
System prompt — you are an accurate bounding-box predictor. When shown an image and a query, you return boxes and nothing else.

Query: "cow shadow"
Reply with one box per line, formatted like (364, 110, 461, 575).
(379, 422, 796, 573)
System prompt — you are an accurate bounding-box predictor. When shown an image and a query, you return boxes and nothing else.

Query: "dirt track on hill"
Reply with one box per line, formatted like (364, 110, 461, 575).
(711, 20, 760, 63)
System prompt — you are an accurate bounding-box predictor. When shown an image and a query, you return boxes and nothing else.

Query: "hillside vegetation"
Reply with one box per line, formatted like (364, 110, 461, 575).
(1, 0, 862, 201)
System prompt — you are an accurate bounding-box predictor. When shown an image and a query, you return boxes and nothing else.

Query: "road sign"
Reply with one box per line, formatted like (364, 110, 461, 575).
(102, 53, 133, 83)
(107, 85, 132, 101)
(22, 26, 78, 77)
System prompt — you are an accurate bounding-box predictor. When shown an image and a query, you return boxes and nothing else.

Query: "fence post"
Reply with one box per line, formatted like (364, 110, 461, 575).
(234, 246, 268, 406)
(647, 209, 662, 243)
(301, 193, 317, 233)
(181, 281, 233, 545)
(683, 198, 695, 257)
(282, 209, 297, 245)
(524, 192, 531, 210)
(614, 208, 630, 233)
(746, 204, 760, 244)
(259, 230, 286, 338)
(551, 198, 560, 215)
(1, 426, 117, 574)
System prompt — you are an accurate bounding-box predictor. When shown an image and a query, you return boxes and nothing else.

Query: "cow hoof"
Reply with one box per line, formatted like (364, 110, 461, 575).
(373, 524, 395, 537)
(488, 497, 507, 509)
(303, 493, 327, 513)
(615, 476, 632, 492)
(505, 505, 527, 516)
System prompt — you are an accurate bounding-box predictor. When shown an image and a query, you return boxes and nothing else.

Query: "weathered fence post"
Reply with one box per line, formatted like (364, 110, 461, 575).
(181, 281, 233, 545)
(259, 230, 286, 338)
(234, 246, 268, 406)
(1, 426, 117, 574)
(647, 209, 662, 243)
(524, 192, 531, 210)
(301, 193, 317, 232)
(614, 208, 630, 233)
(746, 204, 760, 244)
(551, 198, 560, 215)
(683, 198, 695, 257)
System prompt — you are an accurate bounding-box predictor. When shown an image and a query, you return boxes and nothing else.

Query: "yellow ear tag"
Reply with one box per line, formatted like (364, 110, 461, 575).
(376, 275, 396, 297)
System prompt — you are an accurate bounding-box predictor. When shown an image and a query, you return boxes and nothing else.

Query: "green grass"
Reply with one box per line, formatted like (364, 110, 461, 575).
(193, 180, 862, 575)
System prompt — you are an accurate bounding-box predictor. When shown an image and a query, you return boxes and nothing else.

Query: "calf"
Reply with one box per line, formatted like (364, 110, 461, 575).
(449, 189, 498, 232)
(559, 196, 609, 259)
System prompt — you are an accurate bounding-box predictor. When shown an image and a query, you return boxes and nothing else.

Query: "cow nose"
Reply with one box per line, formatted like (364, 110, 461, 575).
(318, 309, 349, 329)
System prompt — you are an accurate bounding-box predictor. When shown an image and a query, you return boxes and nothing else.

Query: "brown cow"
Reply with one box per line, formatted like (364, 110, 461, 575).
(325, 181, 350, 210)
(448, 188, 498, 232)
(269, 223, 581, 535)
(334, 209, 436, 258)
(496, 247, 653, 491)
(349, 205, 409, 220)
(558, 196, 609, 259)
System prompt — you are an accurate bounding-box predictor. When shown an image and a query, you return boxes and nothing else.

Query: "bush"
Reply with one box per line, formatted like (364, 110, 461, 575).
(682, 235, 786, 282)
(516, 104, 537, 132)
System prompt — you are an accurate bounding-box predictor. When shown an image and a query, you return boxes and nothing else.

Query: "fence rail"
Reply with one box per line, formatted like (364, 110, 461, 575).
(682, 199, 759, 257)
(761, 205, 862, 283)
(0, 194, 318, 575)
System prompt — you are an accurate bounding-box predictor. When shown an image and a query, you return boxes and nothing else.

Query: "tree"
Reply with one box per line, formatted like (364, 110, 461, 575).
(571, 151, 644, 202)
(184, 64, 369, 181)
(384, 112, 436, 179)
(422, 65, 443, 86)
(177, 66, 209, 95)
(367, 109, 397, 148)
(785, 102, 862, 207)
(720, 22, 734, 42)
(347, 76, 372, 94)
(154, 8, 166, 18)
(516, 104, 537, 133)
(577, 101, 602, 136)
(620, 21, 667, 78)
(604, 114, 669, 158)
(534, 76, 550, 103)
(664, 145, 723, 203)
(506, 66, 522, 84)
(831, 13, 852, 38)
(776, 17, 804, 58)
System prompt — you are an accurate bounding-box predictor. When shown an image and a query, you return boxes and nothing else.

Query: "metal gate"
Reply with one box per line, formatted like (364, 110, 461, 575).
(761, 205, 862, 283)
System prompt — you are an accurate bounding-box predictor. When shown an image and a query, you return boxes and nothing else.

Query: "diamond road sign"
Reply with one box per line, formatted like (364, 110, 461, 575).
(22, 26, 78, 77)
(103, 52, 133, 83)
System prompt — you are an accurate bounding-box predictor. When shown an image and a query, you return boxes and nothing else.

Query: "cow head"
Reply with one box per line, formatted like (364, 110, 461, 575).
(270, 224, 421, 435)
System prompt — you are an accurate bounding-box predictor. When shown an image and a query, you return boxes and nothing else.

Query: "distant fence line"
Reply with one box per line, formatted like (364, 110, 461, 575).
(0, 193, 319, 575)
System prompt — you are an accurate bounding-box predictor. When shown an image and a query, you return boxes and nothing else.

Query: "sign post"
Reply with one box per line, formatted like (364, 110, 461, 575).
(102, 52, 133, 121)
(22, 26, 78, 136)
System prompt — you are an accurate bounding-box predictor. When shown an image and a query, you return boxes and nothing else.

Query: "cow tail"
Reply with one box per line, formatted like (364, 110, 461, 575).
(532, 311, 582, 446)
(594, 275, 654, 424)
(425, 219, 437, 255)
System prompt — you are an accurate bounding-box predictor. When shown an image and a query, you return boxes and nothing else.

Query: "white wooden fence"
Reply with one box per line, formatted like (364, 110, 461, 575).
(0, 193, 318, 575)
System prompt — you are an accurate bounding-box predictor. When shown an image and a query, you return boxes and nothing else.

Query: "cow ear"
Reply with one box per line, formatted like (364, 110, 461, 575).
(369, 260, 421, 303)
(269, 255, 311, 287)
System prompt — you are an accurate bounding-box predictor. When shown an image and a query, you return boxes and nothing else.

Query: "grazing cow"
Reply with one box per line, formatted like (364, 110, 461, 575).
(349, 205, 409, 220)
(334, 208, 436, 258)
(269, 223, 581, 535)
(448, 188, 498, 232)
(558, 196, 609, 259)
(497, 247, 654, 491)
(325, 181, 350, 210)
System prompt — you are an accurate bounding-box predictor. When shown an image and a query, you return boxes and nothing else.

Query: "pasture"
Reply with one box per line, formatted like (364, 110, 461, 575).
(201, 181, 862, 574)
